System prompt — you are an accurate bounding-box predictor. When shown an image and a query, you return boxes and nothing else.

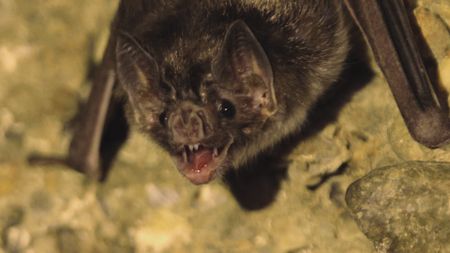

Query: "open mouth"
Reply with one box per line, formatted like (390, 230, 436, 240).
(174, 138, 233, 185)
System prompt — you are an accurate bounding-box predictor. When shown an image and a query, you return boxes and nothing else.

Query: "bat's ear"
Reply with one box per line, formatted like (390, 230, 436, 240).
(115, 32, 161, 92)
(115, 33, 166, 113)
(212, 20, 277, 117)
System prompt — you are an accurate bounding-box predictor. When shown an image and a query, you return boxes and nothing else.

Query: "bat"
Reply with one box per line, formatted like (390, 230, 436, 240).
(29, 0, 450, 185)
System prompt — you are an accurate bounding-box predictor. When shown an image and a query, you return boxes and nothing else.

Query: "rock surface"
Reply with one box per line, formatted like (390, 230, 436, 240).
(346, 162, 450, 253)
(0, 0, 449, 252)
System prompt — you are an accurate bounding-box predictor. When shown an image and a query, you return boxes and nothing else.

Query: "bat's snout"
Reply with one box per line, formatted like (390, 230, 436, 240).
(169, 102, 212, 145)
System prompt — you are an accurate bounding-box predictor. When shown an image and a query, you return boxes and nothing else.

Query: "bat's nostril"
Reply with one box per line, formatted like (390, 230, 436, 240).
(181, 110, 191, 125)
(196, 111, 212, 136)
(171, 107, 207, 143)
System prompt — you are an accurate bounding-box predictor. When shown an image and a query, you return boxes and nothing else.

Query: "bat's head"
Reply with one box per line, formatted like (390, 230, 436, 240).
(115, 21, 277, 184)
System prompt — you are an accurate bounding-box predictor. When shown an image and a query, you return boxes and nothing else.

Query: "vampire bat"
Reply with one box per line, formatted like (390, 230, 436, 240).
(29, 0, 450, 184)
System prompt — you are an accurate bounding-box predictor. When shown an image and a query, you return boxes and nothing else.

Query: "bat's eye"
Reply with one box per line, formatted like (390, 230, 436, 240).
(219, 100, 236, 118)
(159, 111, 168, 126)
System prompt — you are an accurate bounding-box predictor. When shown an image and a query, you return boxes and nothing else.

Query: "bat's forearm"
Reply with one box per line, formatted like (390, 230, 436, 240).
(345, 0, 450, 148)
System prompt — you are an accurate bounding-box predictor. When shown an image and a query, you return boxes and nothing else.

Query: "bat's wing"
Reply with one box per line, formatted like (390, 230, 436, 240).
(29, 33, 129, 181)
(344, 0, 450, 148)
(29, 12, 129, 181)
(28, 0, 156, 181)
(65, 36, 116, 180)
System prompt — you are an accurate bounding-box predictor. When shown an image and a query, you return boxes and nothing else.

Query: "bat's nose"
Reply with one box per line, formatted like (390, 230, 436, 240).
(169, 102, 209, 144)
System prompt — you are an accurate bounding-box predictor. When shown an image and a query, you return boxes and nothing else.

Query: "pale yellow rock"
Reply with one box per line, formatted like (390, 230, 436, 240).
(130, 211, 191, 253)
(414, 7, 450, 59)
(417, 0, 450, 26)
(442, 56, 450, 90)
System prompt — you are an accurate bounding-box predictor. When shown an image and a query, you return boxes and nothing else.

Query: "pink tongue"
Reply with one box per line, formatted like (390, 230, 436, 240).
(192, 149, 214, 171)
